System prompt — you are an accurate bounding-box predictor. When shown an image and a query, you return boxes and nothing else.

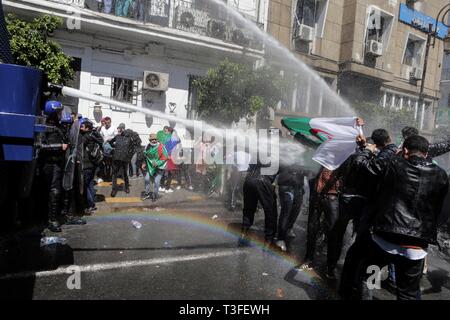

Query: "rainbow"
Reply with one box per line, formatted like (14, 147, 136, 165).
(88, 208, 333, 297)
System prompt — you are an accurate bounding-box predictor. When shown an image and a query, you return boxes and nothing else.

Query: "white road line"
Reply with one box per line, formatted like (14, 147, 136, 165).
(0, 249, 244, 280)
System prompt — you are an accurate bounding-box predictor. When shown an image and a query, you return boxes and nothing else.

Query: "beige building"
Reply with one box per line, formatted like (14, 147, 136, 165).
(268, 0, 449, 134)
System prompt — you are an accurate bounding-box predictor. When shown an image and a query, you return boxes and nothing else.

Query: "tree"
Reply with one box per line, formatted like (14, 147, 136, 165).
(352, 100, 418, 143)
(6, 14, 74, 84)
(193, 59, 291, 127)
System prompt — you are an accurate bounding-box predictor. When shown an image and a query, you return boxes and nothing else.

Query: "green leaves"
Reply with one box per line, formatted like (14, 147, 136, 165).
(6, 14, 74, 85)
(193, 59, 289, 127)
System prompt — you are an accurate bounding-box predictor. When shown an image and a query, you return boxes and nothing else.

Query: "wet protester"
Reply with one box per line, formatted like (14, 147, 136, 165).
(109, 123, 132, 197)
(141, 133, 169, 202)
(339, 135, 449, 300)
(275, 162, 306, 252)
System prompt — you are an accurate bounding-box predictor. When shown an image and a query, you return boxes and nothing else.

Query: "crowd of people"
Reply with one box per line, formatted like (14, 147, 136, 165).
(35, 104, 450, 300)
(237, 120, 450, 300)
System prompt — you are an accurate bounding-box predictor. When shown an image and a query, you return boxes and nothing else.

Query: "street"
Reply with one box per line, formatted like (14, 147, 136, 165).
(1, 179, 450, 300)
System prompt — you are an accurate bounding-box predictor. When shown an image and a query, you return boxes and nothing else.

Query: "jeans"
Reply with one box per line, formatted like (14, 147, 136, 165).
(115, 0, 133, 16)
(242, 176, 278, 241)
(130, 152, 138, 177)
(304, 191, 339, 262)
(103, 0, 113, 14)
(277, 185, 303, 240)
(339, 232, 425, 300)
(145, 169, 163, 196)
(112, 160, 129, 191)
(83, 168, 96, 208)
(327, 196, 366, 271)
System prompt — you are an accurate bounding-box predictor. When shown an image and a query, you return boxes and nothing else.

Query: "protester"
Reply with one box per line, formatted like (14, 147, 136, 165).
(225, 149, 251, 211)
(80, 119, 103, 214)
(297, 167, 340, 278)
(109, 123, 132, 197)
(339, 135, 449, 300)
(275, 162, 306, 252)
(163, 128, 180, 192)
(141, 133, 169, 202)
(239, 159, 278, 248)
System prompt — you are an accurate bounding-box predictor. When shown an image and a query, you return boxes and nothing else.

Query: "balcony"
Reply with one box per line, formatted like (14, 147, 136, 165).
(41, 0, 264, 50)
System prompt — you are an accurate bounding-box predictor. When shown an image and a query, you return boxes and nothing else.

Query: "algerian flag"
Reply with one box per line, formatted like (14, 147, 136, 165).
(281, 117, 363, 171)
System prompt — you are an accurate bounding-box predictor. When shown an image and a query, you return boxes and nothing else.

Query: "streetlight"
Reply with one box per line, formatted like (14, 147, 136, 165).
(418, 4, 450, 124)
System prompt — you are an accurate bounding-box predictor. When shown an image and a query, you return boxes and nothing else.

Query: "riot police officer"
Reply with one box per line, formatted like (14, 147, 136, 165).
(38, 101, 68, 232)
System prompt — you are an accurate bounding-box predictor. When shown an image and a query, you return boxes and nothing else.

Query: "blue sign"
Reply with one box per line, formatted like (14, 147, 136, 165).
(399, 3, 448, 39)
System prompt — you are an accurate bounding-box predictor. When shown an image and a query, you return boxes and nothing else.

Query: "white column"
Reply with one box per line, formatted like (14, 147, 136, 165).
(305, 76, 311, 114)
(291, 83, 298, 112)
(399, 96, 403, 110)
(318, 91, 323, 115)
(382, 92, 387, 108)
(420, 102, 425, 130)
(414, 100, 419, 120)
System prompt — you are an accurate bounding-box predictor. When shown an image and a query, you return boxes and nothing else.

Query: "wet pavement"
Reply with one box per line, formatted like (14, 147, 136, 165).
(1, 177, 450, 300)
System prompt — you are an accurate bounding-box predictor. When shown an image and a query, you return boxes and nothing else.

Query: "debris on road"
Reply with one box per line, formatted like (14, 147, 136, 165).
(211, 215, 218, 220)
(131, 220, 142, 229)
(276, 288, 284, 298)
(262, 272, 269, 276)
(40, 237, 67, 247)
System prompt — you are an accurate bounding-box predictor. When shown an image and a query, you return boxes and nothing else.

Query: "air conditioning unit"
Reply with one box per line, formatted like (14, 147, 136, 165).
(176, 7, 208, 29)
(143, 71, 169, 91)
(231, 28, 250, 46)
(410, 67, 423, 80)
(294, 24, 315, 42)
(366, 40, 383, 57)
(207, 20, 227, 40)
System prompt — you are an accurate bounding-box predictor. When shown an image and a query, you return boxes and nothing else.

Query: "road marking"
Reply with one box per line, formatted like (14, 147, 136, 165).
(0, 250, 244, 280)
(105, 197, 142, 203)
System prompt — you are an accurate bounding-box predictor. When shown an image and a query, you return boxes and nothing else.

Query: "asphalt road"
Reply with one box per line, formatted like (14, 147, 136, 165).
(1, 178, 449, 300)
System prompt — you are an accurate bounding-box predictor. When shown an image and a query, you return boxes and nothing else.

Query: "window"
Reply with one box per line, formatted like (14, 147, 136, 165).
(294, 0, 328, 32)
(364, 7, 394, 56)
(111, 77, 138, 105)
(403, 34, 425, 67)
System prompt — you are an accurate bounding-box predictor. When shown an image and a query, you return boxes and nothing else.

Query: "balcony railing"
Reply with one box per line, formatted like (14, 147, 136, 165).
(44, 0, 264, 50)
(442, 68, 450, 81)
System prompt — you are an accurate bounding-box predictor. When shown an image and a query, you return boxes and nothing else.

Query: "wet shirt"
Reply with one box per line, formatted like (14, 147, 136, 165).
(316, 168, 340, 195)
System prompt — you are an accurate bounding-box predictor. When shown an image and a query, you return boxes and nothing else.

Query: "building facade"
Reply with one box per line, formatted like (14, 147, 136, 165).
(268, 0, 449, 135)
(4, 0, 268, 143)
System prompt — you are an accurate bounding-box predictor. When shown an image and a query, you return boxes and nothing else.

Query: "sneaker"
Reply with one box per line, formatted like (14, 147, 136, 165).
(165, 188, 174, 193)
(141, 193, 151, 200)
(275, 240, 287, 252)
(176, 186, 181, 190)
(159, 187, 166, 193)
(97, 178, 104, 184)
(125, 186, 130, 194)
(188, 186, 194, 191)
(295, 261, 313, 271)
(48, 221, 62, 233)
(65, 217, 87, 225)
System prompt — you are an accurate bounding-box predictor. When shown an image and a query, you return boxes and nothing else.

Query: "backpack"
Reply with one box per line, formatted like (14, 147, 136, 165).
(124, 129, 142, 159)
(88, 141, 104, 166)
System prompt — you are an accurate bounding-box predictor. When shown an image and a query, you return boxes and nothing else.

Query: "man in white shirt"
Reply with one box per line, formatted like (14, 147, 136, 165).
(100, 117, 117, 143)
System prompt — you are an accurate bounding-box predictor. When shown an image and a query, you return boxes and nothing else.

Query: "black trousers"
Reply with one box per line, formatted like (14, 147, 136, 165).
(339, 232, 424, 300)
(41, 163, 63, 222)
(112, 160, 129, 191)
(327, 196, 366, 271)
(277, 185, 303, 240)
(242, 176, 278, 240)
(304, 192, 339, 262)
(177, 163, 192, 187)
